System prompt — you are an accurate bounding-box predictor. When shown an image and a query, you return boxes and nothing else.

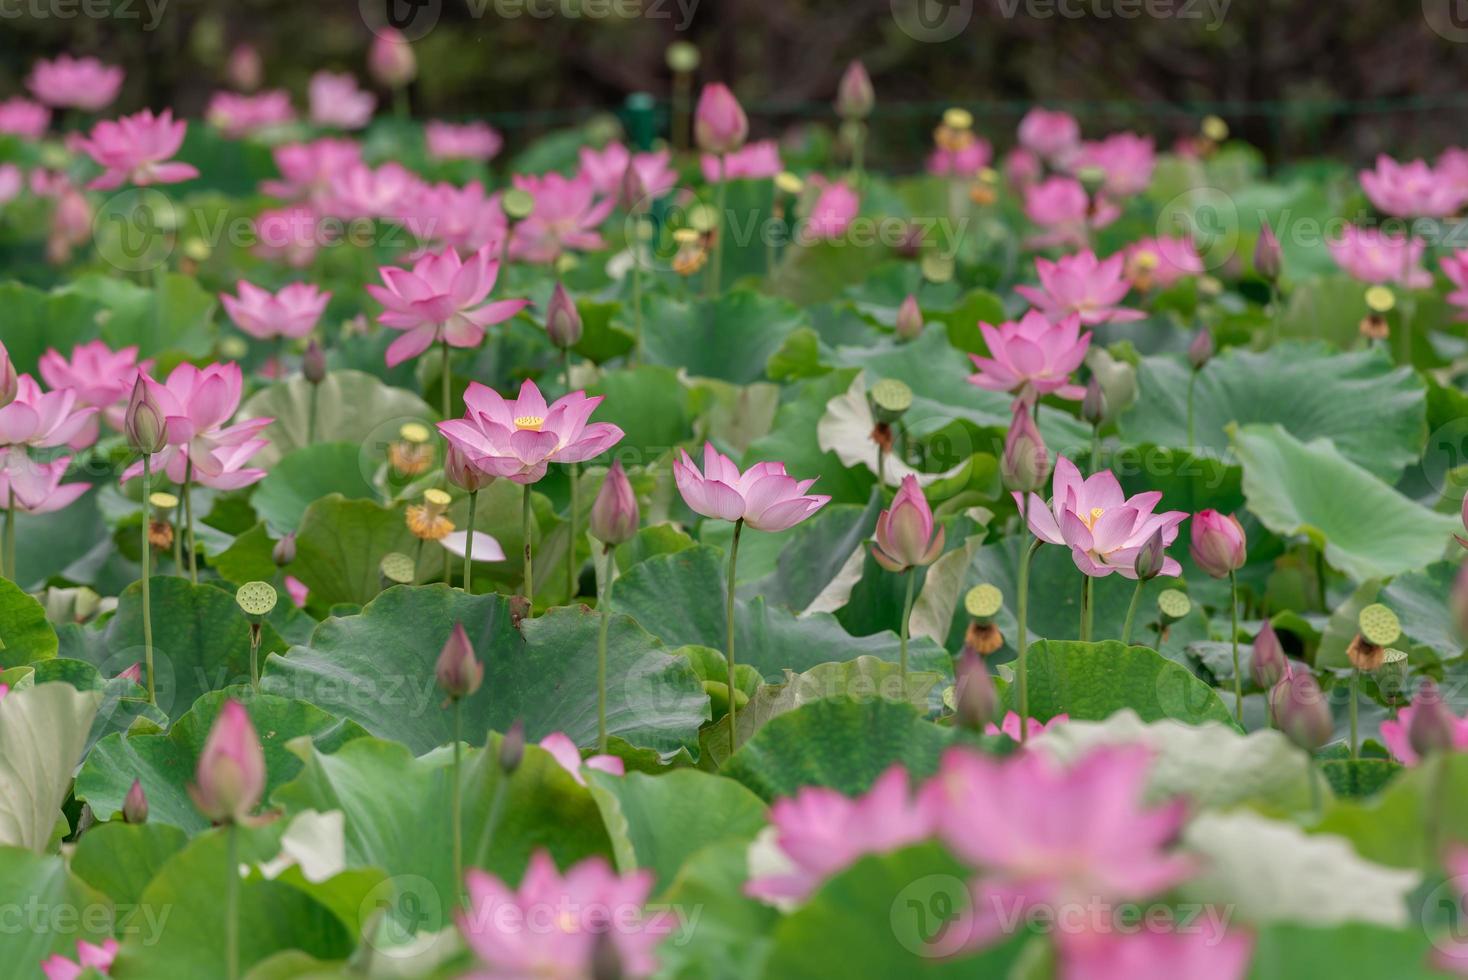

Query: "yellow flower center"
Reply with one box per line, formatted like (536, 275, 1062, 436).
(514, 415, 545, 431)
(1082, 506, 1104, 530)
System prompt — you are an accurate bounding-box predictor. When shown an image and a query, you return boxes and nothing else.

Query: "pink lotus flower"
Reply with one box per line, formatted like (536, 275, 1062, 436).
(1189, 509, 1246, 578)
(1439, 147, 1468, 196)
(0, 342, 15, 408)
(1328, 226, 1432, 288)
(1360, 155, 1466, 219)
(368, 245, 528, 367)
(401, 181, 507, 256)
(206, 90, 295, 138)
(803, 177, 859, 240)
(578, 143, 677, 200)
(46, 186, 92, 265)
(923, 744, 1194, 951)
(1120, 236, 1204, 289)
(967, 310, 1090, 404)
(324, 161, 424, 220)
(459, 851, 667, 979)
(1057, 919, 1253, 980)
(539, 732, 625, 785)
(77, 109, 198, 191)
(1004, 146, 1043, 191)
(308, 71, 376, 130)
(746, 766, 935, 905)
(1015, 251, 1145, 325)
(284, 575, 309, 608)
(1024, 176, 1118, 248)
(1016, 456, 1187, 579)
(674, 443, 830, 532)
(927, 137, 992, 178)
(1379, 693, 1468, 766)
(0, 376, 97, 450)
(1434, 848, 1468, 976)
(1069, 132, 1156, 198)
(425, 120, 503, 162)
(439, 379, 624, 484)
(507, 172, 615, 264)
(0, 164, 21, 206)
(38, 341, 152, 447)
(262, 138, 364, 203)
(872, 475, 945, 572)
(0, 97, 50, 139)
(987, 711, 1068, 740)
(254, 205, 328, 268)
(221, 282, 330, 341)
(40, 938, 117, 980)
(368, 28, 416, 88)
(694, 82, 748, 156)
(227, 43, 263, 92)
(187, 698, 266, 824)
(1443, 251, 1468, 320)
(26, 55, 123, 111)
(119, 363, 273, 491)
(0, 449, 89, 515)
(1018, 107, 1081, 163)
(700, 140, 782, 182)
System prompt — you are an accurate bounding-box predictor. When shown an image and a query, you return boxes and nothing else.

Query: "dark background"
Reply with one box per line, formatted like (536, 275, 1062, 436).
(3, 0, 1468, 167)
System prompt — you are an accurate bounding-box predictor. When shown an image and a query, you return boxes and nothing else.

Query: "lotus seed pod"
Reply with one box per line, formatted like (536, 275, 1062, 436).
(235, 581, 278, 621)
(1157, 589, 1191, 621)
(1357, 603, 1401, 647)
(380, 552, 416, 586)
(869, 379, 912, 425)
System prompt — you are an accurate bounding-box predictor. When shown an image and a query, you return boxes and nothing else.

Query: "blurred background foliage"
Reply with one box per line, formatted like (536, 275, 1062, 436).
(0, 0, 1466, 167)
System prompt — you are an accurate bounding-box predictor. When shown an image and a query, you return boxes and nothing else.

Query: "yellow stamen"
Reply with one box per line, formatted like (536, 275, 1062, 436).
(514, 415, 545, 432)
(1082, 507, 1104, 530)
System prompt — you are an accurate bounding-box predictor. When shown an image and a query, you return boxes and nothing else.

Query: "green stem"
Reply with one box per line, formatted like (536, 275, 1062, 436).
(1186, 371, 1198, 447)
(307, 382, 319, 446)
(851, 122, 866, 185)
(249, 624, 260, 693)
(567, 462, 579, 600)
(1016, 529, 1041, 743)
(522, 483, 534, 611)
(725, 518, 744, 758)
(1306, 754, 1322, 820)
(1121, 577, 1144, 645)
(1080, 575, 1094, 642)
(141, 454, 155, 704)
(183, 459, 197, 583)
(631, 227, 644, 366)
(597, 545, 612, 754)
(463, 490, 478, 593)
(4, 484, 14, 580)
(1426, 751, 1447, 867)
(172, 502, 183, 575)
(450, 699, 463, 902)
(877, 446, 886, 488)
(413, 537, 424, 586)
(1089, 424, 1101, 475)
(224, 823, 239, 980)
(899, 568, 917, 686)
(441, 338, 452, 421)
(708, 174, 728, 297)
(1349, 668, 1360, 760)
(1230, 569, 1241, 725)
(1316, 546, 1328, 612)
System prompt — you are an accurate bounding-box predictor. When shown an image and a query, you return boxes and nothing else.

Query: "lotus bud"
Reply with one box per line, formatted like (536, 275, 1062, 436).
(123, 779, 149, 824)
(269, 533, 295, 568)
(124, 376, 168, 454)
(1452, 564, 1468, 640)
(953, 649, 998, 731)
(227, 44, 263, 92)
(187, 699, 266, 825)
(1080, 376, 1107, 427)
(499, 719, 525, 775)
(1269, 670, 1332, 752)
(621, 161, 649, 216)
(545, 283, 583, 350)
(1255, 221, 1282, 281)
(445, 443, 493, 494)
(436, 622, 483, 702)
(369, 28, 417, 89)
(1001, 403, 1050, 494)
(1408, 679, 1458, 759)
(694, 83, 748, 156)
(1187, 328, 1214, 371)
(590, 461, 639, 547)
(303, 339, 326, 384)
(895, 295, 923, 341)
(1133, 528, 1168, 581)
(872, 475, 944, 572)
(1250, 621, 1287, 689)
(1189, 509, 1246, 578)
(117, 662, 143, 685)
(835, 61, 874, 121)
(0, 341, 15, 408)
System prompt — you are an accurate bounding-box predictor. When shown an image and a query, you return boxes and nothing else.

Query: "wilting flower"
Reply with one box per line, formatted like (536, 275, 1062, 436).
(459, 851, 665, 978)
(1023, 176, 1117, 248)
(578, 143, 677, 200)
(1189, 509, 1246, 578)
(700, 140, 782, 182)
(1017, 107, 1081, 163)
(188, 699, 266, 824)
(1015, 251, 1144, 325)
(1121, 236, 1204, 290)
(308, 70, 376, 129)
(1017, 456, 1187, 579)
(987, 711, 1068, 741)
(967, 310, 1090, 404)
(425, 120, 503, 162)
(406, 488, 455, 541)
(0, 450, 89, 515)
(206, 90, 295, 138)
(803, 177, 859, 240)
(368, 28, 417, 88)
(872, 475, 944, 572)
(1328, 226, 1432, 288)
(368, 245, 529, 367)
(0, 376, 98, 449)
(1069, 132, 1156, 198)
(694, 82, 748, 156)
(1359, 155, 1466, 218)
(507, 172, 615, 264)
(261, 137, 364, 203)
(1380, 680, 1468, 766)
(746, 766, 935, 905)
(402, 180, 508, 256)
(0, 97, 50, 139)
(40, 938, 118, 980)
(590, 461, 639, 547)
(539, 732, 625, 784)
(119, 363, 273, 490)
(27, 55, 123, 111)
(221, 282, 330, 341)
(77, 109, 199, 191)
(674, 443, 830, 532)
(439, 379, 624, 485)
(38, 341, 152, 447)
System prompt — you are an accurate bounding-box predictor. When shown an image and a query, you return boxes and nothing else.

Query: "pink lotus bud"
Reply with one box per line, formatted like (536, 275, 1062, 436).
(1269, 670, 1332, 752)
(1255, 221, 1282, 281)
(589, 460, 639, 547)
(621, 160, 648, 215)
(1250, 620, 1287, 689)
(1408, 679, 1457, 759)
(694, 83, 748, 156)
(835, 61, 874, 120)
(1189, 509, 1246, 578)
(436, 622, 483, 701)
(369, 29, 416, 89)
(123, 779, 148, 823)
(0, 341, 16, 408)
(545, 282, 583, 349)
(445, 442, 494, 494)
(499, 719, 525, 774)
(117, 662, 143, 685)
(895, 294, 923, 340)
(272, 533, 296, 567)
(303, 339, 326, 384)
(1133, 528, 1168, 581)
(872, 475, 944, 572)
(227, 44, 263, 92)
(1187, 327, 1214, 371)
(1080, 376, 1106, 426)
(1001, 403, 1050, 494)
(124, 375, 167, 454)
(187, 699, 266, 824)
(953, 648, 998, 731)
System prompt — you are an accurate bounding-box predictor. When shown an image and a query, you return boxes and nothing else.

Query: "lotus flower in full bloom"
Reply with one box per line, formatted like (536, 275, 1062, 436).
(26, 55, 123, 111)
(967, 310, 1091, 404)
(577, 142, 677, 200)
(187, 699, 266, 824)
(401, 181, 507, 256)
(0, 376, 98, 450)
(221, 282, 331, 341)
(700, 140, 782, 182)
(119, 363, 273, 491)
(458, 851, 668, 979)
(926, 136, 992, 178)
(1015, 251, 1145, 325)
(40, 938, 118, 980)
(1017, 107, 1081, 163)
(368, 245, 529, 367)
(261, 137, 364, 203)
(1017, 456, 1187, 579)
(1328, 226, 1432, 288)
(205, 90, 295, 138)
(308, 71, 376, 130)
(0, 449, 89, 515)
(438, 379, 624, 484)
(324, 161, 424, 220)
(745, 766, 936, 905)
(674, 443, 830, 532)
(253, 205, 327, 268)
(1023, 176, 1118, 248)
(1068, 132, 1156, 198)
(0, 97, 50, 139)
(1120, 235, 1205, 290)
(425, 120, 503, 162)
(76, 109, 199, 191)
(871, 476, 944, 572)
(803, 177, 859, 240)
(1359, 155, 1466, 218)
(538, 732, 625, 785)
(507, 172, 615, 264)
(38, 341, 152, 447)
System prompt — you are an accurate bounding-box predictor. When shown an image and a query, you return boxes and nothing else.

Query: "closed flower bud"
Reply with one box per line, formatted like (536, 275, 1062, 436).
(1001, 403, 1050, 494)
(1080, 376, 1107, 427)
(272, 533, 296, 567)
(1408, 680, 1458, 759)
(590, 461, 639, 547)
(621, 161, 648, 215)
(499, 719, 526, 775)
(1133, 528, 1168, 581)
(872, 475, 944, 572)
(187, 699, 266, 825)
(1255, 221, 1282, 281)
(895, 294, 923, 340)
(953, 649, 999, 731)
(545, 283, 583, 349)
(1269, 670, 1332, 752)
(445, 443, 494, 494)
(303, 339, 326, 384)
(1250, 621, 1287, 689)
(369, 28, 417, 88)
(1187, 328, 1214, 371)
(1189, 509, 1246, 578)
(117, 662, 143, 685)
(0, 341, 15, 408)
(436, 622, 483, 701)
(123, 779, 149, 823)
(124, 375, 168, 454)
(694, 83, 748, 156)
(835, 61, 874, 121)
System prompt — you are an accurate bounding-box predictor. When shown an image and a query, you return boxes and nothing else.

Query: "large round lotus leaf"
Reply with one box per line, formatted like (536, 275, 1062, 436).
(0, 576, 58, 667)
(237, 369, 436, 467)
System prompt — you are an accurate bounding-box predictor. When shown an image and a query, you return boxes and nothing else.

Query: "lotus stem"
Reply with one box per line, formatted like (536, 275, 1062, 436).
(850, 121, 866, 185)
(1121, 577, 1144, 645)
(1186, 371, 1198, 448)
(307, 381, 319, 446)
(463, 490, 478, 593)
(141, 454, 155, 704)
(876, 447, 887, 488)
(441, 338, 451, 421)
(248, 623, 261, 693)
(709, 171, 727, 297)
(899, 566, 917, 686)
(1080, 575, 1093, 642)
(725, 518, 744, 757)
(1089, 423, 1101, 475)
(1229, 569, 1241, 725)
(631, 226, 645, 367)
(4, 484, 14, 580)
(522, 483, 534, 610)
(1306, 753, 1322, 820)
(1349, 667, 1360, 760)
(225, 822, 240, 980)
(183, 458, 198, 584)
(1016, 524, 1042, 744)
(1426, 751, 1447, 867)
(597, 544, 612, 755)
(450, 699, 463, 903)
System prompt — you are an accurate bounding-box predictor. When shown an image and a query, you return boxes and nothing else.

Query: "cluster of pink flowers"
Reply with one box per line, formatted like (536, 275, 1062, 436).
(701, 140, 782, 182)
(577, 142, 677, 200)
(221, 281, 331, 342)
(27, 55, 123, 111)
(1329, 226, 1431, 288)
(120, 363, 272, 491)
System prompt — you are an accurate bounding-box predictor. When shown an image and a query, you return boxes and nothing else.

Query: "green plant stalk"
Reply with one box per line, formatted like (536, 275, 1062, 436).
(4, 485, 14, 580)
(463, 490, 478, 593)
(172, 505, 184, 575)
(1306, 754, 1321, 820)
(597, 544, 612, 754)
(708, 173, 728, 297)
(1080, 575, 1094, 642)
(899, 567, 917, 685)
(522, 483, 534, 610)
(307, 381, 319, 446)
(1230, 569, 1241, 724)
(248, 623, 260, 693)
(1121, 578, 1144, 645)
(1186, 371, 1198, 448)
(412, 538, 424, 586)
(225, 822, 240, 980)
(1426, 751, 1448, 867)
(725, 518, 744, 758)
(141, 454, 155, 704)
(1016, 532, 1041, 744)
(631, 227, 645, 366)
(471, 757, 511, 874)
(441, 338, 452, 421)
(450, 699, 463, 903)
(566, 463, 579, 600)
(183, 458, 198, 583)
(851, 121, 866, 185)
(1349, 667, 1360, 760)
(876, 446, 886, 488)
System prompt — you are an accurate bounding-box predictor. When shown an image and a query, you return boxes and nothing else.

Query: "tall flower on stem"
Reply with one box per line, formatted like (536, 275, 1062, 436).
(546, 283, 586, 598)
(965, 310, 1090, 406)
(871, 475, 945, 685)
(436, 622, 481, 902)
(694, 83, 748, 297)
(590, 461, 639, 753)
(38, 341, 151, 448)
(1001, 403, 1051, 741)
(444, 443, 494, 592)
(1191, 509, 1248, 723)
(124, 377, 166, 703)
(675, 444, 828, 755)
